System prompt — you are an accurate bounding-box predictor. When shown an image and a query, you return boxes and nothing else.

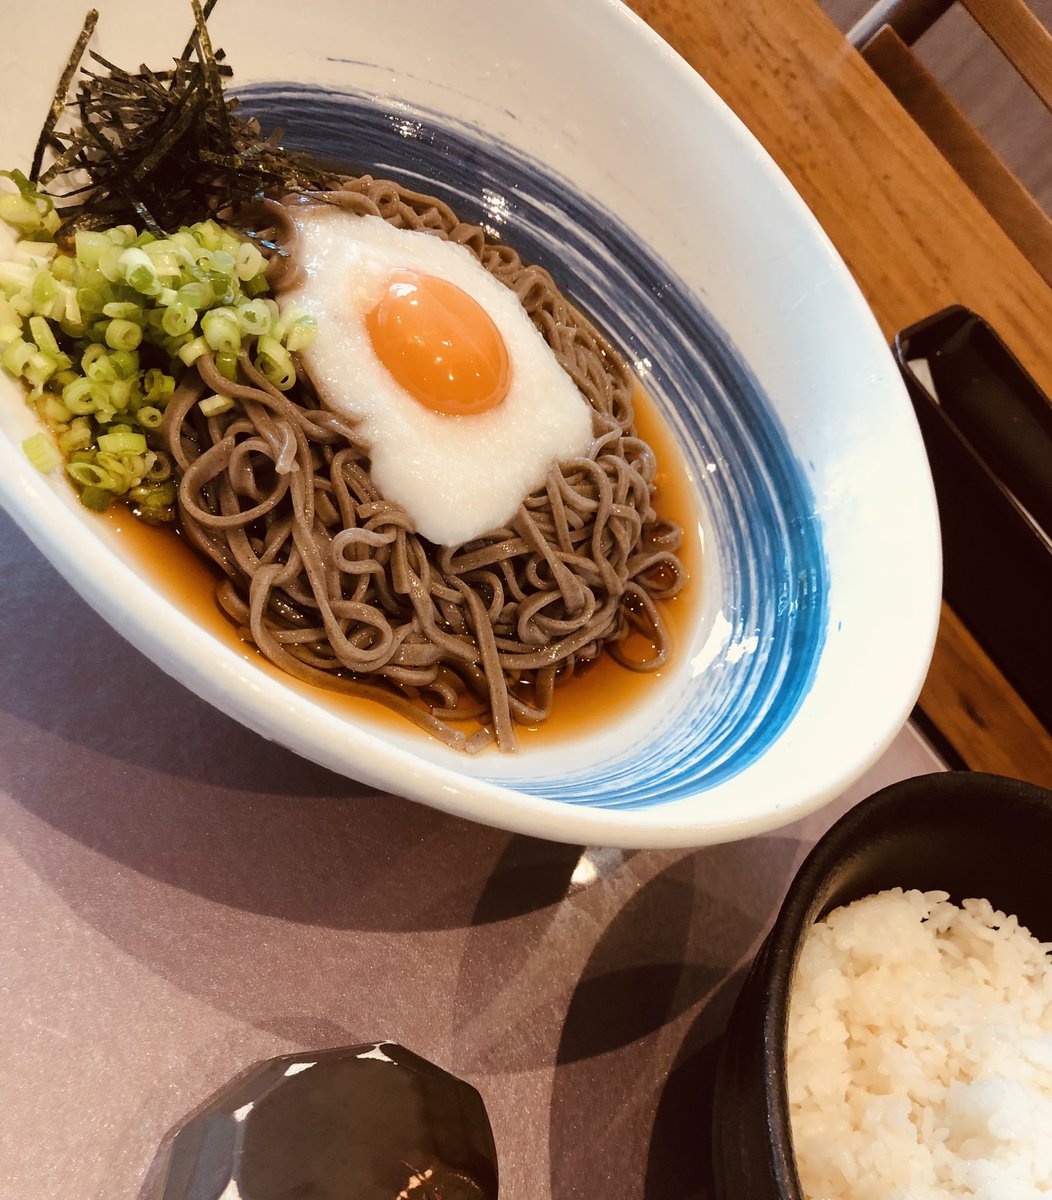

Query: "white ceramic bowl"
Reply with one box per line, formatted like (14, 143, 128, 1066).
(0, 0, 940, 847)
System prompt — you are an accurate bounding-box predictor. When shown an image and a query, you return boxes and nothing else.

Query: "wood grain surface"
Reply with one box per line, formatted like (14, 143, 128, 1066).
(629, 0, 1052, 785)
(962, 0, 1052, 109)
(824, 1, 1052, 217)
(862, 24, 1052, 290)
(921, 606, 1052, 782)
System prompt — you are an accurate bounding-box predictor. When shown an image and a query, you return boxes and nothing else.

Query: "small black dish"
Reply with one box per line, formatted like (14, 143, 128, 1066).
(711, 771, 1052, 1200)
(145, 1042, 498, 1199)
(894, 307, 1052, 730)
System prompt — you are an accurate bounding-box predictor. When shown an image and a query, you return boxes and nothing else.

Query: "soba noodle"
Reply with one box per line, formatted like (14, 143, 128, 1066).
(162, 175, 685, 752)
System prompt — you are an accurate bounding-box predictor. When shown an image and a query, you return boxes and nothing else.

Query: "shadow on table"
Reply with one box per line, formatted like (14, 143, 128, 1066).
(0, 534, 595, 1045)
(544, 839, 798, 1195)
(555, 855, 724, 1065)
(0, 511, 586, 939)
(0, 511, 353, 797)
(0, 512, 801, 1116)
(641, 969, 747, 1200)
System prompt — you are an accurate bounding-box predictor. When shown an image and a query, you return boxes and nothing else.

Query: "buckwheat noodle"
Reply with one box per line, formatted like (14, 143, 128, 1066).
(163, 175, 686, 752)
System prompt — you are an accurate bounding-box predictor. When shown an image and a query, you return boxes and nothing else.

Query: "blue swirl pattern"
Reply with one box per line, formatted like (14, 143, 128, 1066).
(237, 84, 828, 809)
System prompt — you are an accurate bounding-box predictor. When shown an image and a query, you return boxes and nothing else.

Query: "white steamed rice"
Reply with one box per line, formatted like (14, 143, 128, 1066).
(787, 888, 1052, 1200)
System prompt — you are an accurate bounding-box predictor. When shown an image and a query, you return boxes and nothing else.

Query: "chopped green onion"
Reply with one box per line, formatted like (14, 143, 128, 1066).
(107, 378, 134, 411)
(28, 315, 59, 355)
(0, 201, 314, 522)
(142, 369, 174, 402)
(285, 314, 318, 353)
(8, 291, 34, 318)
(105, 319, 142, 350)
(129, 481, 176, 519)
(24, 352, 57, 387)
(236, 299, 272, 336)
(41, 394, 71, 424)
(136, 405, 164, 429)
(0, 171, 58, 236)
(177, 335, 209, 366)
(75, 287, 105, 316)
(51, 254, 75, 284)
(74, 232, 110, 266)
(23, 432, 60, 474)
(0, 195, 40, 228)
(0, 260, 35, 291)
(199, 393, 234, 417)
(98, 243, 125, 282)
(196, 221, 223, 251)
(62, 377, 96, 413)
(58, 418, 93, 454)
(209, 249, 236, 274)
(97, 429, 147, 454)
(13, 247, 53, 271)
(31, 271, 60, 313)
(61, 289, 82, 328)
(144, 452, 173, 481)
(94, 450, 141, 486)
(108, 349, 140, 379)
(241, 273, 270, 298)
(215, 350, 238, 381)
(205, 270, 237, 307)
(236, 241, 266, 280)
(106, 225, 137, 246)
(67, 459, 109, 488)
(131, 481, 176, 506)
(178, 283, 215, 310)
(119, 247, 161, 295)
(78, 485, 112, 512)
(102, 301, 144, 322)
(255, 335, 296, 390)
(2, 337, 34, 376)
(81, 343, 108, 370)
(161, 302, 196, 337)
(272, 304, 305, 340)
(201, 307, 240, 353)
(85, 353, 117, 383)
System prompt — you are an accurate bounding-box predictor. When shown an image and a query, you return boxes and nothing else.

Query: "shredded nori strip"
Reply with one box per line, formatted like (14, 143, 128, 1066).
(29, 8, 98, 184)
(28, 1, 336, 235)
(181, 0, 222, 64)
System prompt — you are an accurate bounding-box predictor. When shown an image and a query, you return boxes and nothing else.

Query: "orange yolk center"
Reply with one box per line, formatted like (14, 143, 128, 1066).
(365, 270, 511, 416)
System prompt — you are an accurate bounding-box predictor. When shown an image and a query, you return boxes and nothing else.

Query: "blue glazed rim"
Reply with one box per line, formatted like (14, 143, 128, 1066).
(238, 83, 829, 810)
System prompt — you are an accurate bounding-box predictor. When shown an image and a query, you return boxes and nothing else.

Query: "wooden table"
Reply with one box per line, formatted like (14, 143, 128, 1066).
(0, 2, 1046, 1199)
(629, 0, 1052, 788)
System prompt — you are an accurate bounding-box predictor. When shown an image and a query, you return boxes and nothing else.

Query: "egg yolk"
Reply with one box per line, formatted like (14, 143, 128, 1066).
(366, 270, 511, 415)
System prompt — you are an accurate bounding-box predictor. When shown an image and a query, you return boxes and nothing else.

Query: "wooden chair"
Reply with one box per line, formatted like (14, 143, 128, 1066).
(849, 0, 1052, 289)
(846, 0, 1052, 784)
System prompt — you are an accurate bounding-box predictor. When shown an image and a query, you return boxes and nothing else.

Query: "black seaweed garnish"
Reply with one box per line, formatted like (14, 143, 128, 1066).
(30, 0, 335, 236)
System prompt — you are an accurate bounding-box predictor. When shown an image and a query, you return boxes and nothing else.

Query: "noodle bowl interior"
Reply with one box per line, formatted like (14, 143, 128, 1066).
(158, 174, 696, 753)
(0, 7, 701, 761)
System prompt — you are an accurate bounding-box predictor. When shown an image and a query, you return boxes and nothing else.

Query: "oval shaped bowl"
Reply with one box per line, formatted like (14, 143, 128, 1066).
(0, 0, 939, 846)
(713, 771, 1052, 1199)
